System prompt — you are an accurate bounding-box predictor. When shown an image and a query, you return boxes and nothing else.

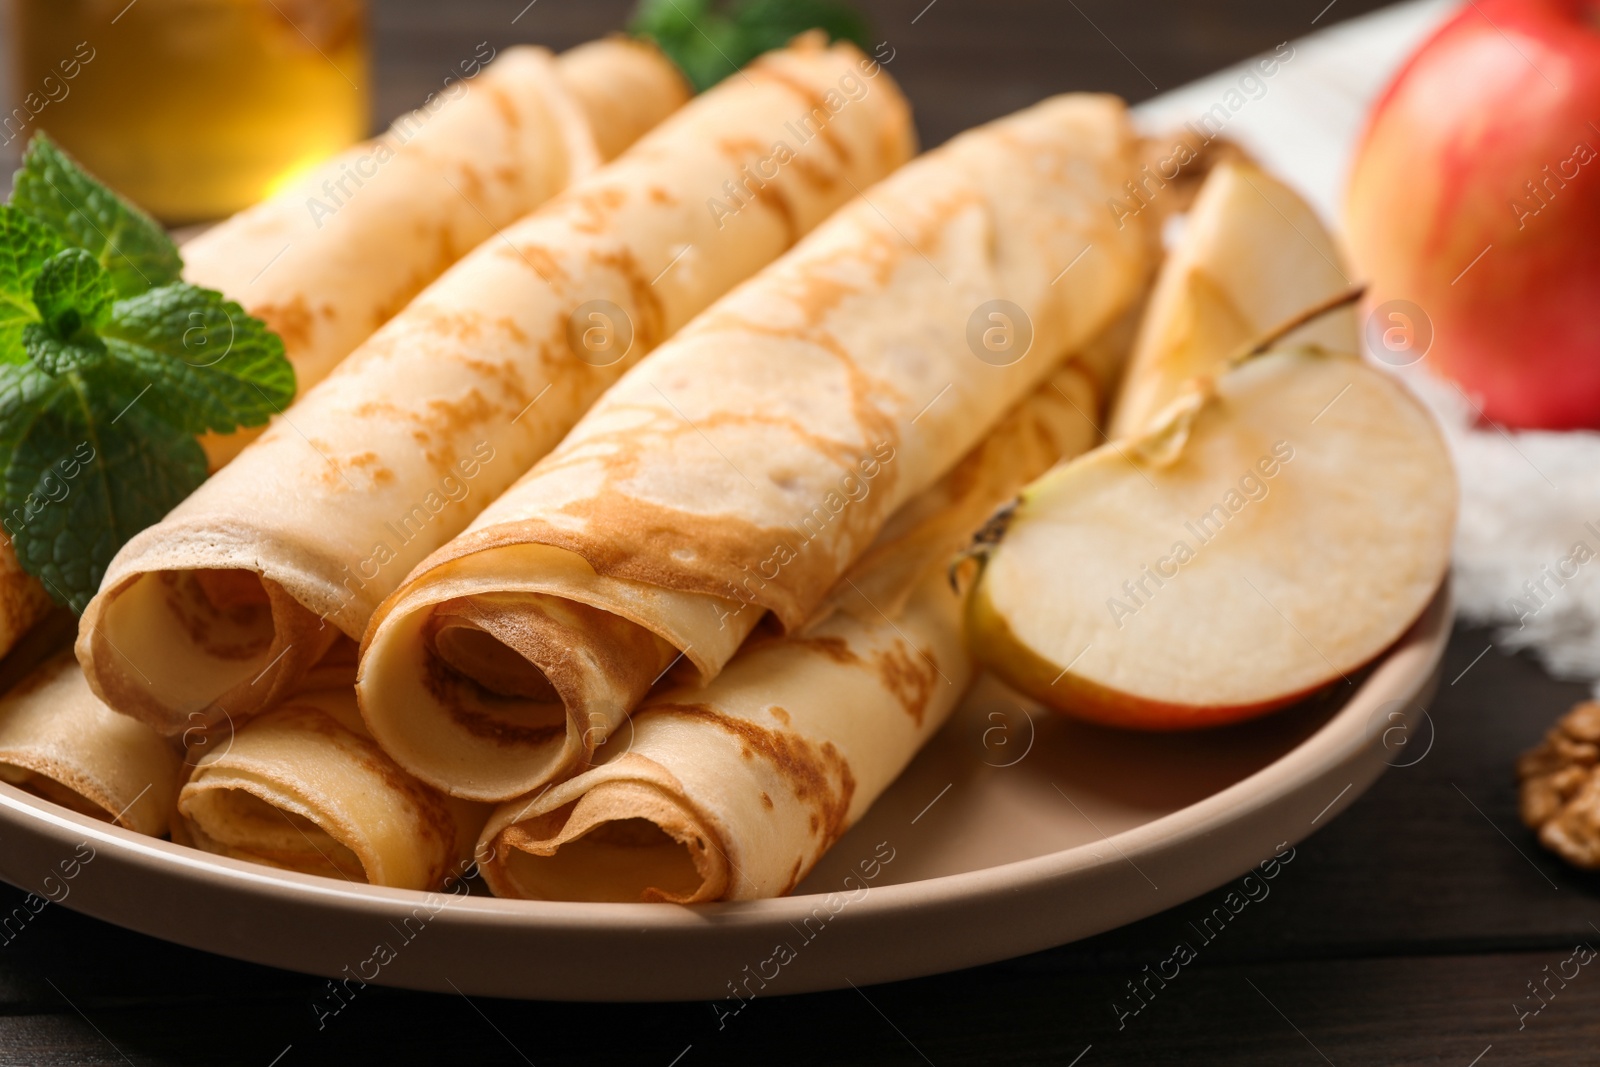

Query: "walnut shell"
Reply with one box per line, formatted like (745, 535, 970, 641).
(1517, 701, 1600, 868)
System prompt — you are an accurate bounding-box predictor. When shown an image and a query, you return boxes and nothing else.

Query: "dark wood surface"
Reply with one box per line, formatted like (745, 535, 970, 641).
(9, 1, 1591, 1064)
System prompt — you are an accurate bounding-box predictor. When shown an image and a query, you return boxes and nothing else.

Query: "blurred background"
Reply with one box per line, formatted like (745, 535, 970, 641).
(1, 0, 1397, 221)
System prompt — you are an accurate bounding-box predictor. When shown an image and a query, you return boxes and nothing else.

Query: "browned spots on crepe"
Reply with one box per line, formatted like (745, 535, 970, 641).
(159, 571, 273, 661)
(588, 246, 665, 352)
(711, 137, 801, 242)
(782, 152, 843, 198)
(874, 639, 938, 727)
(896, 185, 988, 266)
(678, 293, 907, 478)
(593, 370, 887, 476)
(559, 492, 859, 627)
(506, 242, 568, 283)
(648, 703, 856, 846)
(528, 394, 884, 490)
(343, 451, 388, 476)
(420, 592, 668, 756)
(351, 399, 406, 421)
(422, 473, 875, 633)
(750, 182, 799, 247)
(485, 83, 522, 132)
(750, 62, 854, 169)
(760, 791, 775, 810)
(422, 390, 499, 440)
(798, 636, 861, 666)
(768, 706, 791, 726)
(434, 221, 467, 277)
(251, 296, 317, 355)
(314, 390, 500, 490)
(455, 164, 488, 209)
(744, 632, 860, 667)
(493, 316, 531, 346)
(562, 186, 630, 235)
(455, 352, 536, 418)
(308, 439, 406, 491)
(388, 100, 949, 630)
(407, 305, 491, 345)
(378, 389, 503, 466)
(648, 187, 677, 206)
(716, 136, 768, 163)
(419, 643, 567, 747)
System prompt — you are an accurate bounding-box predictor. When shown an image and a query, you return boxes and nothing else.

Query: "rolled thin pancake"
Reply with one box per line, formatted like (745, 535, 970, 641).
(79, 39, 915, 736)
(476, 364, 1103, 901)
(361, 93, 1156, 802)
(551, 37, 692, 163)
(0, 651, 179, 837)
(177, 651, 488, 890)
(188, 39, 685, 469)
(0, 41, 684, 665)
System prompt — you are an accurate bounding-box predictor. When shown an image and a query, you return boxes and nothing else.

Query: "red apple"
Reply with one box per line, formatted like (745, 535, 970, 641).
(1346, 0, 1600, 429)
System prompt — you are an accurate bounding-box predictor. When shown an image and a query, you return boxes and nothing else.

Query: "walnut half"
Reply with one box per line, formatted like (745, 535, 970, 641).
(1518, 701, 1600, 869)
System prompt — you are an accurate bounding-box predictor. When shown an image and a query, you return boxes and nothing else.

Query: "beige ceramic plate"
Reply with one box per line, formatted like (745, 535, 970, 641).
(0, 588, 1450, 1001)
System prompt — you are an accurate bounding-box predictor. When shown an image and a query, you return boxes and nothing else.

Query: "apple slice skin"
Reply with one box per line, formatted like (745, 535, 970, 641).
(965, 580, 1339, 730)
(967, 350, 1456, 731)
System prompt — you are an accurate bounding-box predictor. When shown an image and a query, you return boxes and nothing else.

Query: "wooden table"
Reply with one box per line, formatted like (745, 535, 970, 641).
(10, 1, 1599, 1063)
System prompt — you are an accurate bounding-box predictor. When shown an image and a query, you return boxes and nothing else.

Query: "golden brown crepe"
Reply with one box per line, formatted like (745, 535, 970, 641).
(176, 641, 486, 890)
(476, 363, 1103, 901)
(0, 40, 685, 667)
(360, 93, 1155, 803)
(551, 37, 692, 163)
(188, 39, 687, 469)
(78, 39, 915, 738)
(0, 651, 180, 837)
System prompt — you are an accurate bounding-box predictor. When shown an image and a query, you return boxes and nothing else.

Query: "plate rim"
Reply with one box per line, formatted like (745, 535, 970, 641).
(0, 585, 1453, 995)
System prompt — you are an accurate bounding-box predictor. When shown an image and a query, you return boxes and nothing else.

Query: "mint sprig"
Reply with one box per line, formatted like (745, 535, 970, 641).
(0, 207, 65, 360)
(0, 133, 294, 612)
(0, 361, 207, 612)
(630, 0, 871, 93)
(11, 134, 181, 298)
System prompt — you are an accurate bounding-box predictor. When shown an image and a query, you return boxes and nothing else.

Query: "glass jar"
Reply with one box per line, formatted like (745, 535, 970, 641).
(6, 0, 369, 222)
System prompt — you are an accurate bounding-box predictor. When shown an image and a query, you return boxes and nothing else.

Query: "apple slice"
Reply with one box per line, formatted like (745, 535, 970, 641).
(967, 349, 1456, 730)
(1110, 160, 1357, 438)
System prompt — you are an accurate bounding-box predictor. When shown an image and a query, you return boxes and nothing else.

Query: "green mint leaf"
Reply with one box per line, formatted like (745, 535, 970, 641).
(10, 132, 182, 298)
(630, 0, 869, 93)
(99, 283, 294, 435)
(0, 205, 65, 363)
(630, 0, 739, 93)
(731, 0, 870, 57)
(0, 360, 205, 612)
(0, 139, 295, 614)
(32, 247, 115, 339)
(22, 322, 106, 376)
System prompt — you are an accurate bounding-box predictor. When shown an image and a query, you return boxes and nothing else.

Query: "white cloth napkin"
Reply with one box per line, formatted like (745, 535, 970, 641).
(1137, 0, 1600, 689)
